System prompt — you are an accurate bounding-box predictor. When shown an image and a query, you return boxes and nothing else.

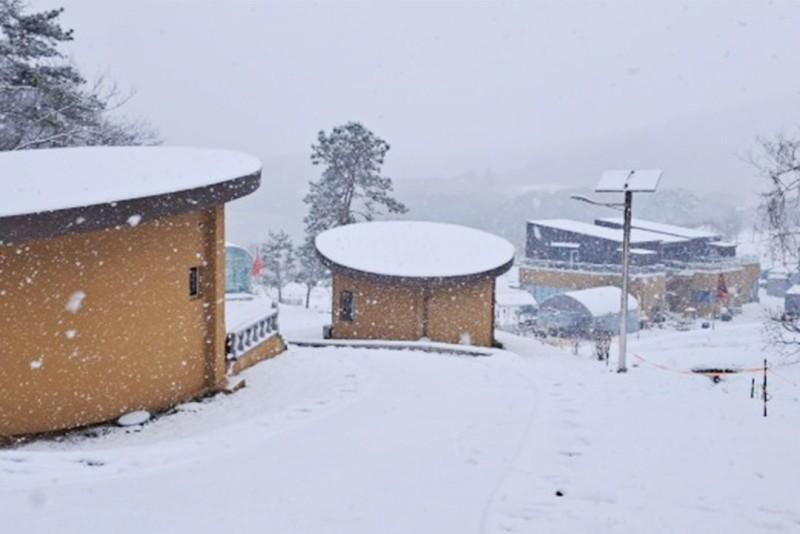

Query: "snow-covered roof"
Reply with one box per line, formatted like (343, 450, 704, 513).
(225, 242, 252, 255)
(542, 286, 638, 316)
(597, 217, 720, 240)
(709, 241, 736, 248)
(616, 247, 658, 255)
(315, 221, 515, 279)
(530, 219, 683, 244)
(0, 146, 261, 218)
(496, 287, 537, 307)
(786, 285, 800, 296)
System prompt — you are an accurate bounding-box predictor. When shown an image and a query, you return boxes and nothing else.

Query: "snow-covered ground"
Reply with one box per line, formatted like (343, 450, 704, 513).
(2, 298, 799, 533)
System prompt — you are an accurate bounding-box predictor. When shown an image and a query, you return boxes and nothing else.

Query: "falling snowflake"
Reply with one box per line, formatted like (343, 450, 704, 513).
(65, 290, 86, 313)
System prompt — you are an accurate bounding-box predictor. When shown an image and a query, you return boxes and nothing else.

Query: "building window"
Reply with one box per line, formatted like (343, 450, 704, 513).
(189, 267, 200, 297)
(340, 290, 354, 322)
(691, 290, 714, 304)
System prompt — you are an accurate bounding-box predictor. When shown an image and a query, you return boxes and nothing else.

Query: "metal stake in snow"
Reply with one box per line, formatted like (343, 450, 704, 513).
(573, 169, 662, 373)
(763, 358, 768, 418)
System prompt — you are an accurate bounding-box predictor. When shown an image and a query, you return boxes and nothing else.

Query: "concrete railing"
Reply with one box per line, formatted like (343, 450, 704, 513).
(662, 255, 760, 272)
(521, 255, 760, 276)
(225, 309, 280, 360)
(520, 258, 664, 275)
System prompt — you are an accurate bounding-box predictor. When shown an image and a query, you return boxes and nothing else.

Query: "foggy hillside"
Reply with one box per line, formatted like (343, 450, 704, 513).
(226, 98, 781, 248)
(403, 186, 750, 252)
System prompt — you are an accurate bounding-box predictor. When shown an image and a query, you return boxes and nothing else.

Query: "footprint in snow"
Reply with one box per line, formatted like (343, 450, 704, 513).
(77, 458, 105, 467)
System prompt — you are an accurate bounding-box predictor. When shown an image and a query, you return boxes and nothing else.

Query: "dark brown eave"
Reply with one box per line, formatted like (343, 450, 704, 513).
(316, 249, 514, 287)
(0, 172, 260, 243)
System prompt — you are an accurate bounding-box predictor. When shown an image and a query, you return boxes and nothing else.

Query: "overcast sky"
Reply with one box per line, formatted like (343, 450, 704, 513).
(28, 0, 800, 245)
(35, 0, 800, 157)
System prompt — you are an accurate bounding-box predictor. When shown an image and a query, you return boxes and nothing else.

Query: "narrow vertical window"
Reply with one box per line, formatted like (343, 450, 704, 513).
(189, 266, 200, 297)
(340, 290, 354, 322)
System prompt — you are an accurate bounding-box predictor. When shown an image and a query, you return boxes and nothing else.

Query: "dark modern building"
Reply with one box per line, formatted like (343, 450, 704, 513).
(526, 219, 667, 266)
(594, 217, 735, 261)
(520, 217, 760, 319)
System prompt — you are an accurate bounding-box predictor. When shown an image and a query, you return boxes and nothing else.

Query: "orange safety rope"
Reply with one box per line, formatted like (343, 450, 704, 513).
(631, 353, 768, 376)
(630, 353, 799, 387)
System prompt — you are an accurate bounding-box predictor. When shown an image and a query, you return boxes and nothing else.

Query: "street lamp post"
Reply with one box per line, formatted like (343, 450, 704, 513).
(571, 169, 662, 373)
(618, 190, 633, 372)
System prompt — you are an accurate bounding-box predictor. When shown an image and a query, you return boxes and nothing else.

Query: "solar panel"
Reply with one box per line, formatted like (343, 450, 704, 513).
(595, 169, 662, 193)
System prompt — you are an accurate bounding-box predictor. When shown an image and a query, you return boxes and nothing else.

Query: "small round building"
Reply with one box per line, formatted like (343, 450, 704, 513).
(0, 146, 263, 437)
(315, 221, 515, 347)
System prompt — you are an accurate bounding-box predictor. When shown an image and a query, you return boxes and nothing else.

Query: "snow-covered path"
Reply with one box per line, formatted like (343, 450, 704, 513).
(486, 326, 800, 533)
(1, 346, 542, 534)
(3, 302, 800, 533)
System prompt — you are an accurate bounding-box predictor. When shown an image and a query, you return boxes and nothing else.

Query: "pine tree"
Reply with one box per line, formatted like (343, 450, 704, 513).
(295, 240, 328, 309)
(303, 121, 407, 237)
(0, 0, 156, 151)
(260, 230, 295, 303)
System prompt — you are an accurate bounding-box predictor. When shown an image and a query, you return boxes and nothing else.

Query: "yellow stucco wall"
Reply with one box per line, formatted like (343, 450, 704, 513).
(330, 272, 496, 346)
(427, 278, 495, 346)
(0, 207, 226, 437)
(520, 261, 760, 318)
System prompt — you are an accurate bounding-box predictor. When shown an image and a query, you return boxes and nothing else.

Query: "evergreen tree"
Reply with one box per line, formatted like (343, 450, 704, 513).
(295, 240, 328, 309)
(260, 230, 295, 303)
(0, 0, 156, 151)
(303, 121, 407, 237)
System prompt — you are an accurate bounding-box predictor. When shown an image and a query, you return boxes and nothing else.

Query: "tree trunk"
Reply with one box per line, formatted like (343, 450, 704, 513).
(305, 284, 312, 309)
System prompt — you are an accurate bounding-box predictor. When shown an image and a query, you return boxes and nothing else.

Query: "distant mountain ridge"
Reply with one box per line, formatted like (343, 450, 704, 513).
(225, 97, 792, 247)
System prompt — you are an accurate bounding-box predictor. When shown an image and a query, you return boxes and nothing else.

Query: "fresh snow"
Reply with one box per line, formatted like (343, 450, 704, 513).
(597, 216, 722, 240)
(496, 286, 537, 307)
(543, 285, 638, 316)
(786, 285, 800, 296)
(64, 291, 86, 313)
(116, 411, 151, 427)
(2, 298, 799, 533)
(315, 220, 515, 278)
(531, 219, 688, 244)
(225, 291, 275, 332)
(0, 146, 261, 218)
(616, 247, 658, 255)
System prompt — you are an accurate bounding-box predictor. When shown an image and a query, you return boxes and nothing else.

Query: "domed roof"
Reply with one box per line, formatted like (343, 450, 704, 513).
(315, 221, 515, 281)
(0, 146, 261, 241)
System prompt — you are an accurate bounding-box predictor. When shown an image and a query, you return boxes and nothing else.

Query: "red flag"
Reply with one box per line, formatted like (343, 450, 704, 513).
(717, 273, 728, 303)
(251, 248, 263, 278)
